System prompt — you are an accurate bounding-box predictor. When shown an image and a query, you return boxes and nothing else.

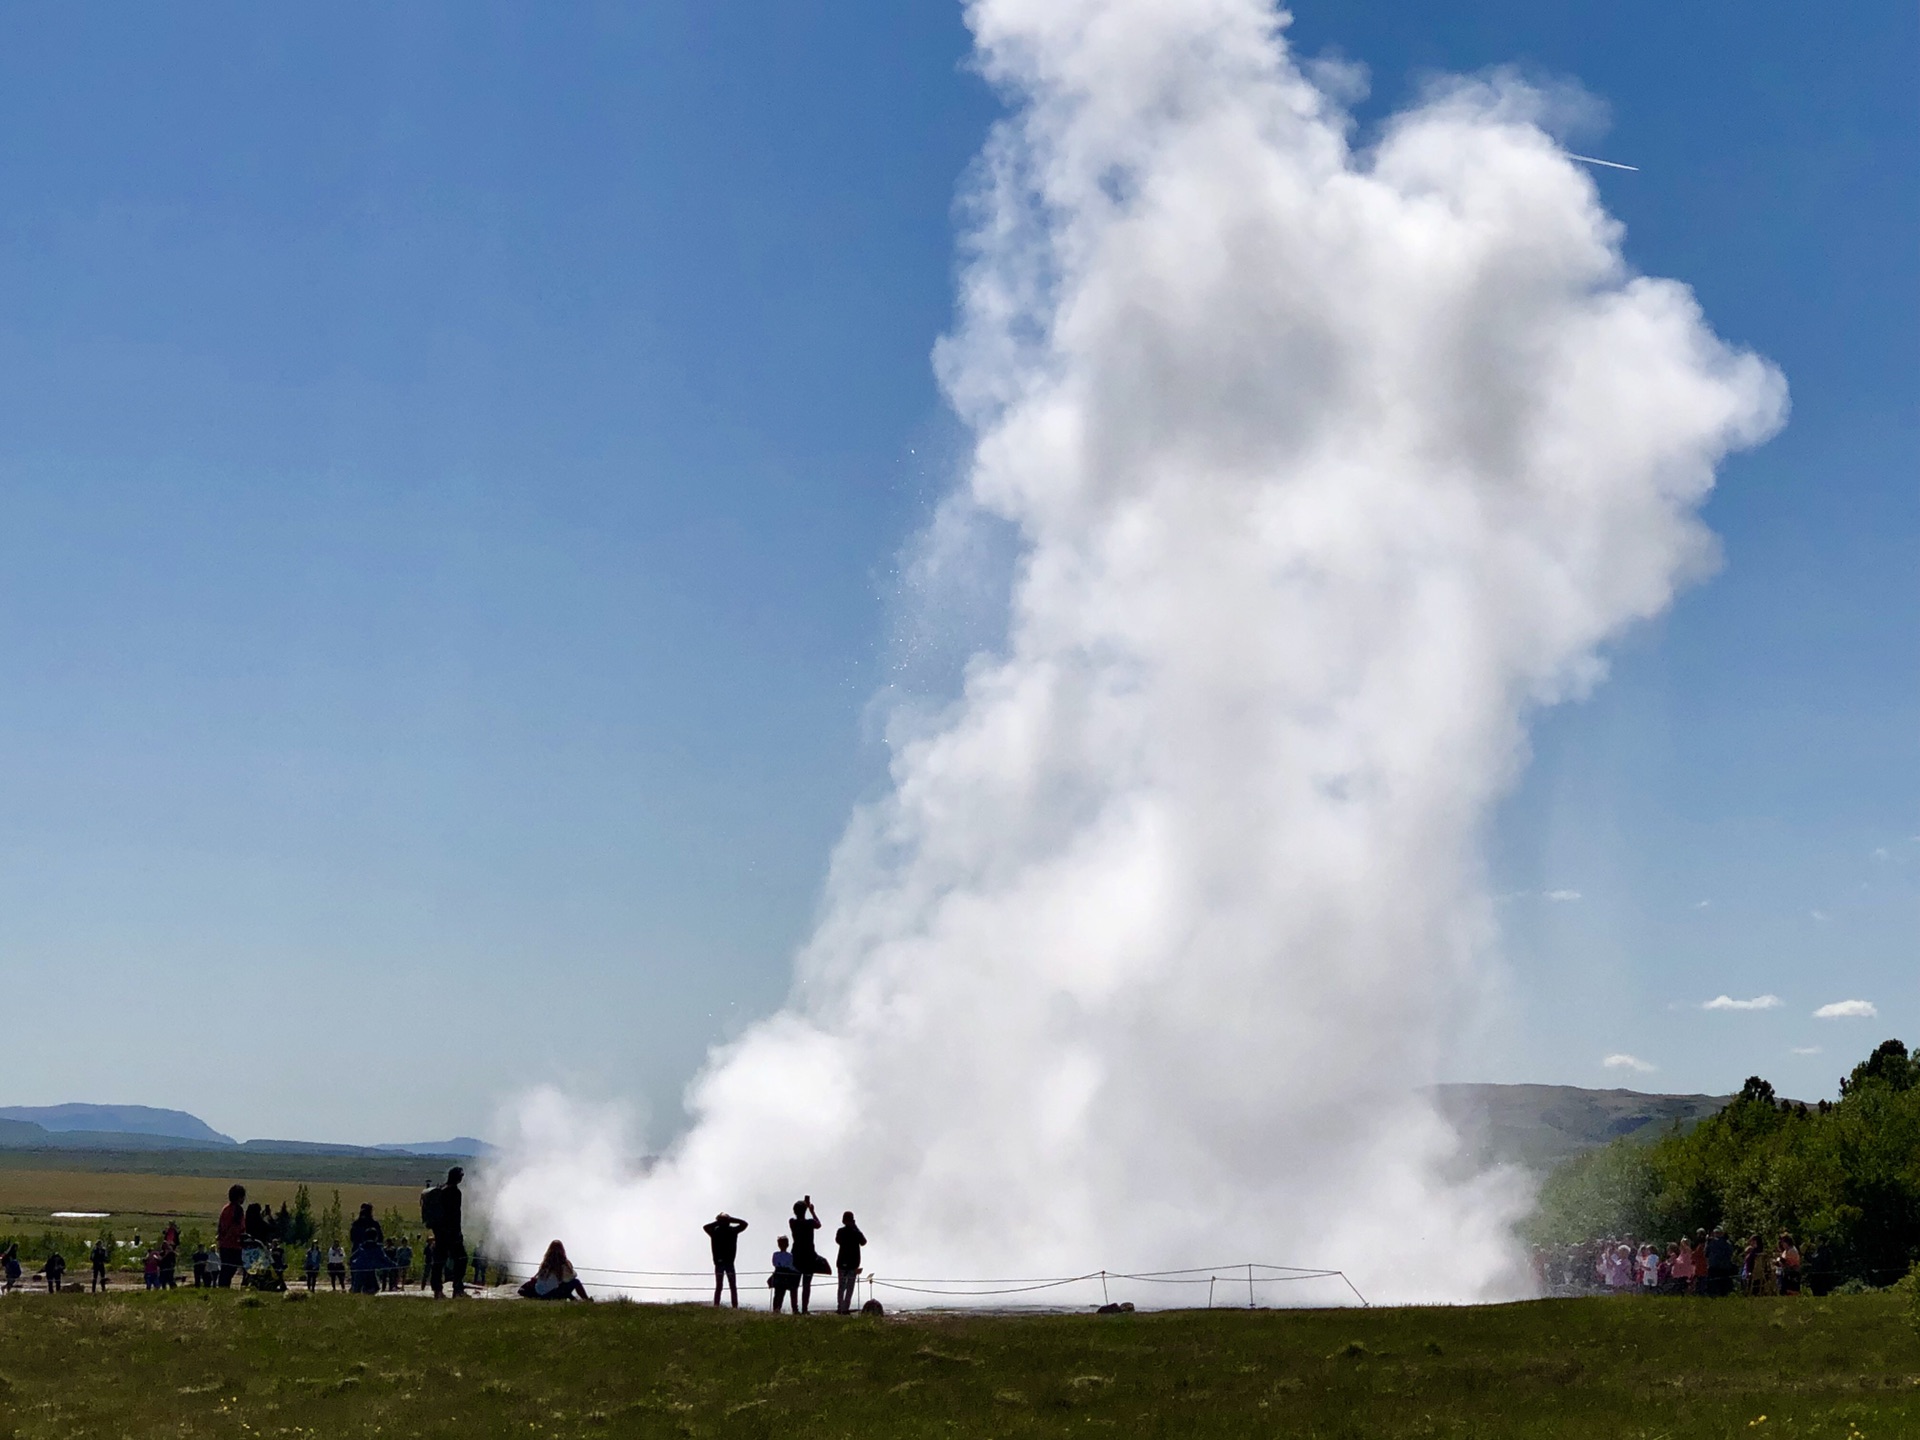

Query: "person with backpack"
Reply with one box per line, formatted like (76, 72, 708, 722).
(420, 1166, 469, 1299)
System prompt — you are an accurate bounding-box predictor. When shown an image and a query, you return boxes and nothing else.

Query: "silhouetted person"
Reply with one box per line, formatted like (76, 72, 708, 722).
(422, 1165, 469, 1298)
(518, 1240, 591, 1301)
(1805, 1238, 1837, 1297)
(705, 1213, 750, 1308)
(44, 1247, 65, 1293)
(1, 1242, 20, 1292)
(304, 1241, 322, 1292)
(769, 1236, 799, 1313)
(216, 1185, 247, 1287)
(789, 1198, 823, 1314)
(834, 1211, 867, 1314)
(421, 1234, 437, 1290)
(348, 1203, 384, 1294)
(91, 1240, 109, 1292)
(1703, 1227, 1736, 1297)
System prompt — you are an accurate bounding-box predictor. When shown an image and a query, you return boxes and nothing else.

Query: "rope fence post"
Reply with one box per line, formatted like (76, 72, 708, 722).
(1100, 1269, 1109, 1306)
(1247, 1262, 1255, 1309)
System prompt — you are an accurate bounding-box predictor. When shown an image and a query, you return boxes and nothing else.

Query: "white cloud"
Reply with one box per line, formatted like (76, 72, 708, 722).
(1814, 1000, 1877, 1020)
(1544, 889, 1583, 902)
(1702, 994, 1783, 1012)
(1872, 848, 1890, 861)
(1603, 1053, 1657, 1074)
(1693, 899, 1712, 910)
(1810, 909, 1831, 922)
(1791, 1046, 1823, 1056)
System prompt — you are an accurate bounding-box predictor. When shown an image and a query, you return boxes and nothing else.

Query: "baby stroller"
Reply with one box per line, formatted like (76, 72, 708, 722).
(241, 1241, 286, 1292)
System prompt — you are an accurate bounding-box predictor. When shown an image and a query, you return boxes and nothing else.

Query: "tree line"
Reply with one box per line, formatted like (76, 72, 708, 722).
(1533, 1039, 1920, 1284)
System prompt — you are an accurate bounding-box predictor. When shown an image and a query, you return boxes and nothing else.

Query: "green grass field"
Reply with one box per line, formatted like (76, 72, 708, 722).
(0, 1288, 1915, 1438)
(0, 1168, 424, 1236)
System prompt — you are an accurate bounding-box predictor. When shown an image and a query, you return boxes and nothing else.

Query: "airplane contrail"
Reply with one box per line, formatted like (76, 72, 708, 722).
(1568, 153, 1639, 172)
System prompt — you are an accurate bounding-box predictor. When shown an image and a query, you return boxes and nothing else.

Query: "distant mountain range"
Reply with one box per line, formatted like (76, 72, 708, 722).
(1431, 1083, 1733, 1173)
(0, 1104, 489, 1158)
(0, 1088, 1726, 1173)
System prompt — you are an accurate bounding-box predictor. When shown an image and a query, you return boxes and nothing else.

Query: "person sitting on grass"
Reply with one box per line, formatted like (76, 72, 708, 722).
(518, 1241, 592, 1301)
(769, 1236, 800, 1314)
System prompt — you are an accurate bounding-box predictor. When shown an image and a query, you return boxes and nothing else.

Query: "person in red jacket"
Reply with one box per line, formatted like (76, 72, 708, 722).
(216, 1184, 247, 1288)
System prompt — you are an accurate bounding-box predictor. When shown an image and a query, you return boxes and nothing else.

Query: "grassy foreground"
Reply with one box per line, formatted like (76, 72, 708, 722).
(1, 1289, 1917, 1438)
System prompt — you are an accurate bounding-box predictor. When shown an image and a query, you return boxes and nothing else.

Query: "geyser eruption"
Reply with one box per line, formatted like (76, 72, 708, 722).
(493, 0, 1784, 1303)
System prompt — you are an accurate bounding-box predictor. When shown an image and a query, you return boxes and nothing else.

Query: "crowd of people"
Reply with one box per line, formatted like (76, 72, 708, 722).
(705, 1195, 871, 1315)
(2, 1167, 492, 1299)
(6, 1172, 879, 1314)
(1533, 1229, 1841, 1297)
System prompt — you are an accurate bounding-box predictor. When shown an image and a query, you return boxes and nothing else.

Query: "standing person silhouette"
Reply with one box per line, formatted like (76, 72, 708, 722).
(90, 1239, 109, 1292)
(703, 1212, 749, 1308)
(833, 1211, 867, 1314)
(788, 1198, 823, 1314)
(216, 1185, 247, 1288)
(421, 1166, 470, 1298)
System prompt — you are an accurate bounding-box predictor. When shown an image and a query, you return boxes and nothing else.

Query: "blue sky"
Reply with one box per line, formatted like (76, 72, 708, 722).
(0, 1, 1910, 1142)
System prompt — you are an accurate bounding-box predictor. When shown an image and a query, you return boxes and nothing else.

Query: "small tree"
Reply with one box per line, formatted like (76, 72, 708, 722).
(318, 1190, 344, 1248)
(289, 1186, 315, 1245)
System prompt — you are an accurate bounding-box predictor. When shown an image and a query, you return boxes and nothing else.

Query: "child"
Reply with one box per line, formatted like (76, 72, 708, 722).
(769, 1236, 800, 1314)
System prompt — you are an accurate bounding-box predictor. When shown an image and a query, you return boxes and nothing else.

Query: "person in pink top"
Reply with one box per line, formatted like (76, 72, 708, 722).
(1669, 1238, 1695, 1294)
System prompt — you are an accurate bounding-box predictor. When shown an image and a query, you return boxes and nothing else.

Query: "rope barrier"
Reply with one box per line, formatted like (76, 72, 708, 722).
(481, 1259, 1369, 1307)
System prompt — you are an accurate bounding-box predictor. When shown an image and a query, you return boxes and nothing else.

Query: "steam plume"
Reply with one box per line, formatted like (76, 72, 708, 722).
(492, 0, 1784, 1303)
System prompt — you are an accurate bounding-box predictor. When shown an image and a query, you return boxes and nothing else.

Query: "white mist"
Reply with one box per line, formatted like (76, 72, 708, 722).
(491, 0, 1784, 1305)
